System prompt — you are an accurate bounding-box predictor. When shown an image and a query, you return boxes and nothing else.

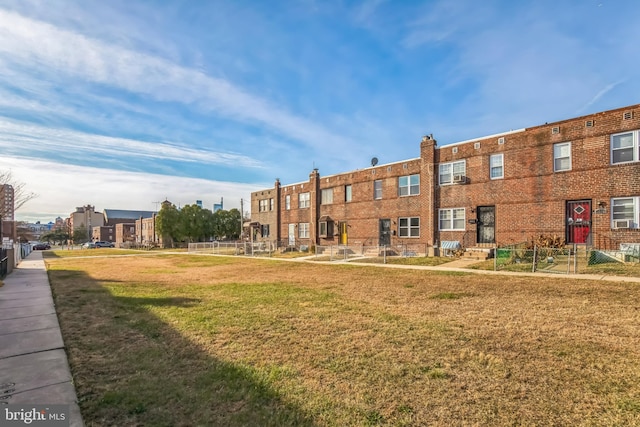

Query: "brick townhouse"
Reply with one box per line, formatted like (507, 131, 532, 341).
(250, 103, 640, 254)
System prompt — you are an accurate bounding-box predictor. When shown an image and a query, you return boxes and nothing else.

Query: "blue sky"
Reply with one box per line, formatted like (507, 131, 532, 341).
(1, 0, 639, 223)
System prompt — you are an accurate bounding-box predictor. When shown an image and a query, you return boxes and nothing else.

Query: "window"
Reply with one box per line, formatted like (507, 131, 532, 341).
(399, 217, 420, 237)
(398, 174, 420, 196)
(345, 185, 352, 202)
(439, 161, 465, 185)
(490, 154, 504, 179)
(298, 223, 309, 238)
(299, 192, 310, 208)
(269, 198, 274, 211)
(321, 188, 333, 204)
(611, 130, 639, 164)
(259, 199, 268, 212)
(261, 224, 270, 237)
(374, 180, 382, 199)
(554, 142, 571, 172)
(439, 208, 465, 230)
(319, 220, 333, 237)
(285, 195, 291, 210)
(612, 197, 639, 228)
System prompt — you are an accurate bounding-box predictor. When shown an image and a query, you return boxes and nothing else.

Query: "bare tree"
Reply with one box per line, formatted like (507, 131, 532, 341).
(0, 170, 38, 218)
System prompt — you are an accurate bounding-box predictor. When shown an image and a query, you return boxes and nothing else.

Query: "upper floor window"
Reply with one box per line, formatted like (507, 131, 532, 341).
(439, 160, 465, 185)
(259, 199, 268, 212)
(321, 188, 333, 204)
(374, 180, 382, 200)
(554, 142, 572, 172)
(345, 185, 352, 202)
(611, 130, 639, 164)
(299, 192, 310, 208)
(439, 208, 465, 230)
(611, 197, 639, 229)
(398, 174, 420, 196)
(269, 198, 274, 211)
(490, 154, 504, 179)
(285, 194, 291, 210)
(399, 217, 420, 237)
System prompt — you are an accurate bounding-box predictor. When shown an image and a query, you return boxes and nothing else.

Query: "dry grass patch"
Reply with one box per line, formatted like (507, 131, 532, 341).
(46, 254, 640, 426)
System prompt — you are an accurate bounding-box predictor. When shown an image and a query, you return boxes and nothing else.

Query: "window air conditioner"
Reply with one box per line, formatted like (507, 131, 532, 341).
(453, 175, 466, 184)
(614, 220, 630, 229)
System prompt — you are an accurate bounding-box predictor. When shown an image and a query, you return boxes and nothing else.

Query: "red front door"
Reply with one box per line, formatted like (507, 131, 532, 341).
(566, 200, 591, 244)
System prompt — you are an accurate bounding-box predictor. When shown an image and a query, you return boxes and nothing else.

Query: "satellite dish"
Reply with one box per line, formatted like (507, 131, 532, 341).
(371, 157, 378, 167)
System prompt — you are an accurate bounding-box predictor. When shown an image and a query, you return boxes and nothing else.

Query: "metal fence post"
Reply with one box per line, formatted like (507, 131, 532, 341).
(532, 245, 537, 272)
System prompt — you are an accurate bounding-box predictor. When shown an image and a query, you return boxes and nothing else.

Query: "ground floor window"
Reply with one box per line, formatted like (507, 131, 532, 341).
(612, 197, 639, 228)
(298, 223, 309, 238)
(439, 208, 465, 230)
(399, 217, 420, 237)
(319, 220, 333, 237)
(261, 224, 270, 237)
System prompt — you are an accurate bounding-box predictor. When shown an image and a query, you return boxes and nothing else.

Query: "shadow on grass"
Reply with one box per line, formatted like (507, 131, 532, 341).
(48, 268, 316, 426)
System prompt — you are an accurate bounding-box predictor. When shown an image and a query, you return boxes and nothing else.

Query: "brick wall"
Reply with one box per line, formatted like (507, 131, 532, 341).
(251, 103, 640, 252)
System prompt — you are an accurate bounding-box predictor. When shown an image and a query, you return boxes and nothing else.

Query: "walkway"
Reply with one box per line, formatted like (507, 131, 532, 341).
(0, 251, 84, 426)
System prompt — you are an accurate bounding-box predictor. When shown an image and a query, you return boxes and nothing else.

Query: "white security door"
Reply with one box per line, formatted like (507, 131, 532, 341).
(288, 224, 296, 246)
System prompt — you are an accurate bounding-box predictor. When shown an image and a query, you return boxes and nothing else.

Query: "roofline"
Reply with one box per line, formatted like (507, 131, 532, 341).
(440, 128, 526, 148)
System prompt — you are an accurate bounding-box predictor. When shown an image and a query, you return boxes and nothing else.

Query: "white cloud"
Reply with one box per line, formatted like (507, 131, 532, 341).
(0, 118, 261, 167)
(5, 155, 261, 223)
(0, 8, 353, 152)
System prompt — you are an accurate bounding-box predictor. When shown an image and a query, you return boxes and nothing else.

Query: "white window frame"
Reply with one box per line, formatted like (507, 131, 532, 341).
(345, 185, 352, 202)
(318, 220, 333, 237)
(298, 192, 310, 208)
(259, 199, 268, 212)
(261, 224, 270, 238)
(611, 130, 639, 164)
(285, 194, 291, 210)
(398, 174, 420, 196)
(553, 142, 572, 172)
(611, 197, 639, 229)
(439, 160, 465, 185)
(269, 198, 274, 211)
(298, 222, 309, 238)
(374, 180, 382, 200)
(321, 188, 333, 205)
(489, 154, 504, 179)
(439, 208, 466, 231)
(399, 217, 420, 237)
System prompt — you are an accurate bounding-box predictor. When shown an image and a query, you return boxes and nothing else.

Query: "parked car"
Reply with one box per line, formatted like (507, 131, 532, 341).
(82, 242, 96, 249)
(94, 241, 115, 248)
(33, 243, 51, 250)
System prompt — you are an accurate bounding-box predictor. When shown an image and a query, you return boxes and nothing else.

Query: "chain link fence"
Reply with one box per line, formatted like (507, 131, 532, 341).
(494, 243, 640, 274)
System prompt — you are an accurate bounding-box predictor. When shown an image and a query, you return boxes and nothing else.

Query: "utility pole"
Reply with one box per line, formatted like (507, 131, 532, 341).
(240, 198, 244, 239)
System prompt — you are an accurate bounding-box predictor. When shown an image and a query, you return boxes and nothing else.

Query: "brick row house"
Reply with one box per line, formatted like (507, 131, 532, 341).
(250, 104, 640, 255)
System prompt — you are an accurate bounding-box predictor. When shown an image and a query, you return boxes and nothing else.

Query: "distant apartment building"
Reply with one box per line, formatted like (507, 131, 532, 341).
(92, 225, 115, 243)
(136, 214, 161, 247)
(0, 184, 14, 221)
(115, 223, 136, 248)
(69, 205, 104, 242)
(251, 103, 640, 254)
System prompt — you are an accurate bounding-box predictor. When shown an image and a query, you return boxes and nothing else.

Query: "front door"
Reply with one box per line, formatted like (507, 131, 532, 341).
(338, 222, 348, 245)
(379, 219, 391, 246)
(477, 206, 495, 244)
(288, 224, 296, 246)
(566, 200, 591, 244)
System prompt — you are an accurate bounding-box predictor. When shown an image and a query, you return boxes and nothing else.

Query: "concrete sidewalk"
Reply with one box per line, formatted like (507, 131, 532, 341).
(0, 251, 84, 426)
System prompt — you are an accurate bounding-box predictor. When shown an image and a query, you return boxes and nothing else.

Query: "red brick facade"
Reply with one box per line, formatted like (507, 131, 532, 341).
(251, 104, 640, 253)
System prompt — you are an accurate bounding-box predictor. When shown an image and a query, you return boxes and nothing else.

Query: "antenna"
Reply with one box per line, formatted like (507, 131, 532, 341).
(152, 201, 161, 211)
(371, 157, 378, 167)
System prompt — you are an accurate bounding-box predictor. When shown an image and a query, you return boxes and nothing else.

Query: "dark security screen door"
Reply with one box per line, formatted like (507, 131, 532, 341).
(477, 206, 495, 244)
(566, 200, 591, 244)
(379, 219, 391, 246)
